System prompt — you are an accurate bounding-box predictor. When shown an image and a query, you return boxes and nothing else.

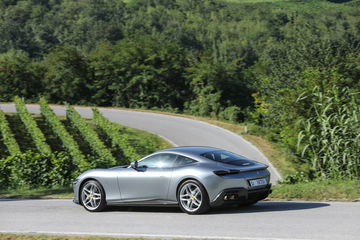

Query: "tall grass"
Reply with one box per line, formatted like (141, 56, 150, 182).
(297, 86, 360, 179)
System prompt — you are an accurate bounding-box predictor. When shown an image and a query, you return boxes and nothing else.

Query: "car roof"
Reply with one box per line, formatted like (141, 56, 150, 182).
(157, 146, 221, 156)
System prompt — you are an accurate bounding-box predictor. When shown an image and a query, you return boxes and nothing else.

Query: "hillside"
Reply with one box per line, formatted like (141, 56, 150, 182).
(0, 98, 170, 190)
(0, 0, 359, 181)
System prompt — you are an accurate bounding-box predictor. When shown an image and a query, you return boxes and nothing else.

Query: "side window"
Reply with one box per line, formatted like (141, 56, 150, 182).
(138, 153, 177, 168)
(174, 155, 197, 167)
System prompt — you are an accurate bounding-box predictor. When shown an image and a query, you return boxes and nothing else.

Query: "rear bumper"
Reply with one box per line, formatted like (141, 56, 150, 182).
(210, 184, 272, 207)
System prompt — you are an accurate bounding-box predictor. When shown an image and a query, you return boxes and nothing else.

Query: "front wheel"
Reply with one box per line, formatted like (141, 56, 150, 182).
(80, 180, 106, 212)
(177, 180, 210, 214)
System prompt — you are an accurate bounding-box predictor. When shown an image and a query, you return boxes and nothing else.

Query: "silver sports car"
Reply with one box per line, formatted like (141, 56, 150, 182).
(73, 146, 271, 214)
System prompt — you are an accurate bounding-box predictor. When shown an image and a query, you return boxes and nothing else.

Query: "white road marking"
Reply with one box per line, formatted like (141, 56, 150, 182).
(0, 230, 311, 240)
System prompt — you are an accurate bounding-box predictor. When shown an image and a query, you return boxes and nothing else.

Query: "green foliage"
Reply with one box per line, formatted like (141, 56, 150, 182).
(0, 109, 170, 190)
(248, 93, 269, 124)
(42, 46, 91, 105)
(280, 171, 310, 185)
(66, 106, 116, 167)
(297, 86, 360, 179)
(14, 96, 52, 155)
(0, 151, 75, 189)
(218, 106, 242, 122)
(0, 0, 359, 180)
(0, 110, 21, 155)
(39, 98, 89, 172)
(0, 50, 43, 102)
(89, 37, 189, 109)
(92, 108, 141, 164)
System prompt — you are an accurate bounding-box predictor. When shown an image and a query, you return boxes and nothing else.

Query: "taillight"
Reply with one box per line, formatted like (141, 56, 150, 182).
(213, 169, 240, 176)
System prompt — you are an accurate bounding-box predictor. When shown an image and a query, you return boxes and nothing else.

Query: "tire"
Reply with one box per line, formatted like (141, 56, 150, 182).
(177, 180, 210, 214)
(80, 180, 106, 212)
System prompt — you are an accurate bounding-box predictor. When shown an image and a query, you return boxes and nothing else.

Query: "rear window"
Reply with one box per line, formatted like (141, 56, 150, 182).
(201, 150, 255, 167)
(174, 155, 197, 167)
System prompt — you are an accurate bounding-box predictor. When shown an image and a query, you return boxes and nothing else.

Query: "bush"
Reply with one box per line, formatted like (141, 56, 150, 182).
(39, 97, 89, 171)
(0, 110, 21, 155)
(219, 106, 242, 122)
(14, 96, 52, 155)
(0, 157, 13, 189)
(67, 106, 116, 167)
(0, 151, 76, 190)
(92, 108, 141, 164)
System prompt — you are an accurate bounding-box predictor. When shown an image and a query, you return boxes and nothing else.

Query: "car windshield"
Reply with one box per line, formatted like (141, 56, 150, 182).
(200, 150, 255, 166)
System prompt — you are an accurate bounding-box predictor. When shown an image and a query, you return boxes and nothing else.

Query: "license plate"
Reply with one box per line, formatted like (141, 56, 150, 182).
(249, 178, 267, 187)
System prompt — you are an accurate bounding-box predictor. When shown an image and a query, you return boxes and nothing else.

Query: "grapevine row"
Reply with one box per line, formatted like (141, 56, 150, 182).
(66, 106, 116, 166)
(92, 108, 141, 163)
(14, 96, 52, 155)
(0, 109, 21, 155)
(39, 98, 89, 170)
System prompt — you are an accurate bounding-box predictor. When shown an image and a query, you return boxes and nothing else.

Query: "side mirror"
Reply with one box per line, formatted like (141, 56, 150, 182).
(130, 161, 138, 169)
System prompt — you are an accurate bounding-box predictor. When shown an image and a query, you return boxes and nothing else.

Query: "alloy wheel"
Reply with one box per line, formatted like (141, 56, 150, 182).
(179, 182, 202, 212)
(81, 181, 102, 211)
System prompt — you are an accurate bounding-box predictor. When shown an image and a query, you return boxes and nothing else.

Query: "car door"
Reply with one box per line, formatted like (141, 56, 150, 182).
(117, 153, 178, 201)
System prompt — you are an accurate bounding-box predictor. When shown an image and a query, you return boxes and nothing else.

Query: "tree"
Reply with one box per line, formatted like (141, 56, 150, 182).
(89, 37, 189, 110)
(0, 50, 43, 102)
(42, 45, 90, 104)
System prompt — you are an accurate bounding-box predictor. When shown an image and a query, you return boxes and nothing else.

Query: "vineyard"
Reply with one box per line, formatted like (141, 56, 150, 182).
(0, 97, 170, 189)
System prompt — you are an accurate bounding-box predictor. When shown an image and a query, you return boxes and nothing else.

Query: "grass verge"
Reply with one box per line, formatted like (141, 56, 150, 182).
(0, 187, 73, 199)
(269, 179, 360, 201)
(0, 234, 168, 240)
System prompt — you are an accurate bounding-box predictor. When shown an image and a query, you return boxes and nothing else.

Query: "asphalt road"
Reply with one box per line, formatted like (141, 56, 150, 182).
(0, 103, 281, 182)
(0, 199, 359, 240)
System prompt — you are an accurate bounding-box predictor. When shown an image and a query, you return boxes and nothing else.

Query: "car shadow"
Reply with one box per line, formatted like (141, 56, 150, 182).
(208, 201, 330, 214)
(104, 201, 330, 214)
(105, 205, 182, 213)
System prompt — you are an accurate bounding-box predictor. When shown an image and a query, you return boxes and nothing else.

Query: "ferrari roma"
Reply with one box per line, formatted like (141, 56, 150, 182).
(73, 146, 272, 214)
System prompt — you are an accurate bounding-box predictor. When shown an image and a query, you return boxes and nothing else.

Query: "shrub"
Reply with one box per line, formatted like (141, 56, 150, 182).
(14, 96, 52, 155)
(67, 106, 116, 167)
(219, 106, 242, 122)
(92, 108, 141, 164)
(0, 110, 21, 155)
(0, 151, 76, 189)
(39, 98, 89, 172)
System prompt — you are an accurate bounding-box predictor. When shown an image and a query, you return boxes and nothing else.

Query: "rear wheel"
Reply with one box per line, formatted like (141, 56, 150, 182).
(177, 180, 210, 214)
(80, 180, 106, 212)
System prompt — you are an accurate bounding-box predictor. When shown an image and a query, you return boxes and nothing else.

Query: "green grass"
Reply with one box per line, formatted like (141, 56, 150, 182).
(0, 187, 73, 199)
(269, 179, 360, 201)
(0, 234, 171, 240)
